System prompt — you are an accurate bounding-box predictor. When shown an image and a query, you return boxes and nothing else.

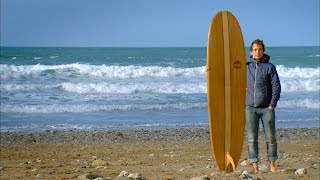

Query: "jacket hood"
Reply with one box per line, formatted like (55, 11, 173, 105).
(250, 54, 270, 63)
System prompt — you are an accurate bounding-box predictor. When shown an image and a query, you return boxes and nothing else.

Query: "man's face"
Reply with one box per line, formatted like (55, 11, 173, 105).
(250, 43, 264, 60)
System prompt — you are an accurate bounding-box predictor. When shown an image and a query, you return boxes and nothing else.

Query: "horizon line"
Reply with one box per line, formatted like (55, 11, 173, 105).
(1, 45, 320, 48)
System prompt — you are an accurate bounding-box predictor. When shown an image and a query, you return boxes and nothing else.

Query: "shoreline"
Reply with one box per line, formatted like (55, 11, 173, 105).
(1, 127, 319, 143)
(1, 124, 319, 134)
(1, 127, 319, 179)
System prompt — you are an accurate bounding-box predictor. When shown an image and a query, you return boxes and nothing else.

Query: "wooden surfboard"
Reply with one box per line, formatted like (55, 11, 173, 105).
(206, 11, 246, 172)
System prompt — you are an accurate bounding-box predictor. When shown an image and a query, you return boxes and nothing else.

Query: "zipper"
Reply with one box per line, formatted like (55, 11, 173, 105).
(253, 61, 258, 107)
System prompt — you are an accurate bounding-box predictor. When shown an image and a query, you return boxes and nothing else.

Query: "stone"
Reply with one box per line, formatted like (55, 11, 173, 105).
(81, 164, 90, 168)
(119, 170, 129, 177)
(86, 174, 104, 179)
(55, 164, 63, 167)
(95, 165, 106, 169)
(78, 174, 105, 180)
(0, 163, 3, 171)
(239, 171, 254, 180)
(92, 178, 104, 180)
(91, 159, 109, 166)
(295, 168, 307, 175)
(127, 173, 142, 180)
(210, 172, 217, 176)
(240, 160, 249, 166)
(312, 163, 319, 169)
(282, 153, 290, 158)
(190, 175, 210, 180)
(179, 165, 193, 171)
(35, 174, 43, 179)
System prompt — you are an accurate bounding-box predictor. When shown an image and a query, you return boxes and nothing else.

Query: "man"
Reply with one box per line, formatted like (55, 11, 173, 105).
(246, 39, 281, 173)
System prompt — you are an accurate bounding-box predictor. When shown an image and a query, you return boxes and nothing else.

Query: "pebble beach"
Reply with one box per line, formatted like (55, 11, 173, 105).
(0, 127, 319, 179)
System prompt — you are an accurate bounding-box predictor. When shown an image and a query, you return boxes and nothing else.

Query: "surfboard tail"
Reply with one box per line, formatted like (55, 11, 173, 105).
(226, 152, 236, 172)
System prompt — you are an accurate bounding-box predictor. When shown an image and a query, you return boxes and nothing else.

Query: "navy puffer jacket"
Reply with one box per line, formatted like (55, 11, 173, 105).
(246, 54, 281, 108)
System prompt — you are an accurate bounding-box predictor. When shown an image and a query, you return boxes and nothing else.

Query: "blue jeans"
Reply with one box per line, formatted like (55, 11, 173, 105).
(246, 106, 278, 163)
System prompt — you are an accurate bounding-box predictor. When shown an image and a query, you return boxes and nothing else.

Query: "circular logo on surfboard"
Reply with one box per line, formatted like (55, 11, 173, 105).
(233, 61, 241, 69)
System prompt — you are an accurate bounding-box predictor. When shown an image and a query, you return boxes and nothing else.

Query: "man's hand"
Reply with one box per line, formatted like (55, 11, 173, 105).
(268, 106, 274, 110)
(206, 66, 210, 72)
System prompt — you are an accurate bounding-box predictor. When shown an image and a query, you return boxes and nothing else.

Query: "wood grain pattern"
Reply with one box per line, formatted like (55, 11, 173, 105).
(206, 11, 246, 172)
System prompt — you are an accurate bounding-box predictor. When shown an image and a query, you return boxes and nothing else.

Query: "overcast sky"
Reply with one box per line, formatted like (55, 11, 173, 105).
(1, 0, 319, 47)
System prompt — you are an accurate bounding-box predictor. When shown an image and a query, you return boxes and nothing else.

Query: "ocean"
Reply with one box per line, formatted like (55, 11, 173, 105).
(0, 47, 319, 131)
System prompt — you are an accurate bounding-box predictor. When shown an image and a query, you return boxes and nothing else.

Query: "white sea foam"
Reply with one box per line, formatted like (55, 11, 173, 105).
(1, 97, 318, 114)
(0, 103, 207, 113)
(61, 82, 205, 94)
(276, 65, 319, 79)
(307, 54, 320, 57)
(1, 64, 319, 93)
(2, 80, 318, 94)
(276, 65, 319, 92)
(277, 99, 320, 108)
(1, 63, 318, 79)
(76, 65, 204, 78)
(0, 63, 204, 79)
(1, 84, 58, 92)
(277, 119, 319, 123)
(281, 79, 319, 92)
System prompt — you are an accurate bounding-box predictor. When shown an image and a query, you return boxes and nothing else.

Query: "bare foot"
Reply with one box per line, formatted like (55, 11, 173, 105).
(269, 161, 279, 173)
(250, 162, 259, 174)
